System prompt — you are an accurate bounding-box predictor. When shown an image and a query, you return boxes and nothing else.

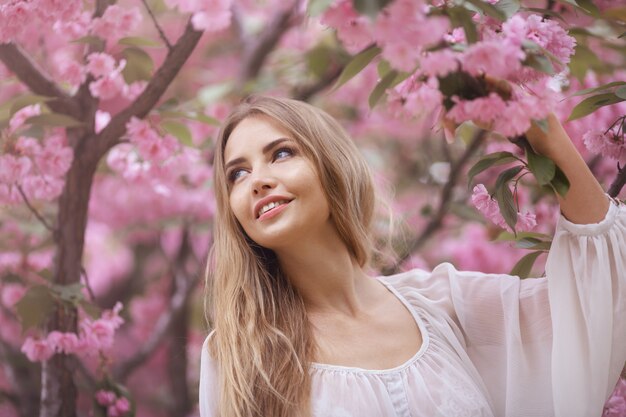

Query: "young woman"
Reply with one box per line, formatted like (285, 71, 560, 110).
(199, 95, 626, 417)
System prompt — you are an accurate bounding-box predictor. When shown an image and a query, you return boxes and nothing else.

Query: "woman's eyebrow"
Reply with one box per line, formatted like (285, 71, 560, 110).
(224, 137, 292, 171)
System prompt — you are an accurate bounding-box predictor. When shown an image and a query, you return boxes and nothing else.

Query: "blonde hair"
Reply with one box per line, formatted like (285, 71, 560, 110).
(206, 96, 376, 417)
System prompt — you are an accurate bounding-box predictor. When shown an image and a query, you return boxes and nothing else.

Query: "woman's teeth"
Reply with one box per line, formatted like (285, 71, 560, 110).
(258, 200, 289, 217)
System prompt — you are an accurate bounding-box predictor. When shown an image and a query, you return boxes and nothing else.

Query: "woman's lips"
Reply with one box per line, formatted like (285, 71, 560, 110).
(257, 201, 291, 221)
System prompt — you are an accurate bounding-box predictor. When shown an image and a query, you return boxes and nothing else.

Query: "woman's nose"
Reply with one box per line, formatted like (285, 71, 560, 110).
(251, 170, 277, 195)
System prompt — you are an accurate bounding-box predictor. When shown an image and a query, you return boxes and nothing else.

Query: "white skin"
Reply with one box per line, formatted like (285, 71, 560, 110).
(224, 116, 387, 323)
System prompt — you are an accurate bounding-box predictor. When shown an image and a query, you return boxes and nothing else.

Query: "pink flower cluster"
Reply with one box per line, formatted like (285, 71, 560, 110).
(471, 184, 537, 232)
(0, 114, 74, 204)
(124, 117, 180, 164)
(95, 390, 131, 417)
(603, 378, 626, 417)
(86, 52, 128, 101)
(165, 0, 233, 32)
(320, 0, 373, 54)
(0, 0, 80, 42)
(583, 128, 624, 160)
(20, 302, 124, 362)
(447, 81, 556, 137)
(91, 5, 142, 43)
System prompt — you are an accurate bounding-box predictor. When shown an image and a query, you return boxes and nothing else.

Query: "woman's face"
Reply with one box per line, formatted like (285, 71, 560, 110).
(223, 115, 332, 250)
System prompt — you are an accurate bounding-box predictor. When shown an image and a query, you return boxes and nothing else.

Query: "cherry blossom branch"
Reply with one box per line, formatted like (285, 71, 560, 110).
(80, 266, 96, 302)
(384, 129, 488, 274)
(0, 43, 81, 119)
(292, 65, 343, 102)
(0, 389, 18, 405)
(140, 0, 173, 51)
(15, 184, 57, 234)
(608, 163, 626, 198)
(112, 240, 200, 382)
(237, 1, 303, 87)
(92, 19, 203, 161)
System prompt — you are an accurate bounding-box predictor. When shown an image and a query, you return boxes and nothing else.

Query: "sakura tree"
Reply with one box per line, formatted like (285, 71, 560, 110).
(0, 0, 624, 416)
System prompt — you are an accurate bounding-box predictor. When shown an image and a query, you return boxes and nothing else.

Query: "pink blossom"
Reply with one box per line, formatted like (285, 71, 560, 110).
(15, 137, 42, 156)
(583, 129, 624, 160)
(87, 53, 117, 78)
(603, 379, 626, 417)
(420, 50, 458, 77)
(471, 184, 537, 232)
(35, 137, 74, 178)
(21, 336, 55, 362)
(192, 9, 232, 32)
(80, 319, 116, 351)
(0, 154, 33, 184)
(90, 73, 125, 100)
(126, 117, 157, 143)
(52, 11, 91, 39)
(21, 175, 65, 201)
(0, 1, 32, 42)
(9, 104, 41, 133)
(136, 134, 180, 162)
(321, 0, 373, 53)
(96, 111, 111, 134)
(165, 0, 203, 13)
(1, 283, 26, 308)
(95, 390, 117, 406)
(381, 42, 421, 72)
(57, 60, 86, 87)
(447, 93, 507, 127)
(92, 5, 142, 41)
(107, 144, 139, 174)
(112, 397, 131, 416)
(122, 81, 147, 101)
(462, 40, 525, 80)
(46, 331, 80, 354)
(444, 27, 466, 44)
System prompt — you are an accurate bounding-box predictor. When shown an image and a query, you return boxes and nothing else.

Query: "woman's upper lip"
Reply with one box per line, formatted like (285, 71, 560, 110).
(253, 195, 293, 219)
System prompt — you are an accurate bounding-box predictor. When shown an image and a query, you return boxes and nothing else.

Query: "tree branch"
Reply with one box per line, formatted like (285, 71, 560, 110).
(91, 20, 203, 161)
(140, 0, 173, 51)
(608, 163, 626, 198)
(112, 242, 200, 382)
(236, 1, 302, 88)
(0, 43, 81, 119)
(292, 65, 343, 102)
(384, 129, 488, 274)
(15, 184, 57, 234)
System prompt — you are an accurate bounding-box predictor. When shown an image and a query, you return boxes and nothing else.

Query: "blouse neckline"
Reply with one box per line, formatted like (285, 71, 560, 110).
(310, 276, 431, 374)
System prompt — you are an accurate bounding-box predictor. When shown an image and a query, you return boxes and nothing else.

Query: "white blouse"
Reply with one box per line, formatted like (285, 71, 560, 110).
(199, 200, 626, 417)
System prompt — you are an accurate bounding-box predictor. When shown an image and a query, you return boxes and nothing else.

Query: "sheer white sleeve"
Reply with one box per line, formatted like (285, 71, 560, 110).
(199, 330, 218, 417)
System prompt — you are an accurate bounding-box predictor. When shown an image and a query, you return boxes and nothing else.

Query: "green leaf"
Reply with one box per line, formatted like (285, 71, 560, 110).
(446, 6, 479, 44)
(526, 149, 556, 186)
(568, 93, 624, 121)
(524, 54, 555, 75)
(25, 113, 84, 128)
(306, 45, 332, 78)
(494, 0, 521, 18)
(198, 82, 233, 105)
(8, 94, 54, 117)
(464, 0, 507, 20)
(80, 300, 102, 319)
(550, 165, 570, 197)
(15, 285, 56, 332)
(570, 81, 626, 97)
(574, 0, 600, 15)
(353, 0, 392, 18)
(51, 283, 84, 304)
(369, 70, 398, 109)
(515, 237, 551, 250)
(495, 165, 523, 189)
(119, 36, 162, 48)
(616, 86, 626, 100)
(468, 152, 518, 185)
(71, 35, 105, 48)
(122, 47, 154, 84)
(161, 120, 193, 146)
(377, 60, 392, 77)
(307, 0, 334, 16)
(569, 44, 604, 83)
(510, 251, 543, 279)
(494, 183, 518, 232)
(496, 230, 553, 241)
(333, 45, 381, 91)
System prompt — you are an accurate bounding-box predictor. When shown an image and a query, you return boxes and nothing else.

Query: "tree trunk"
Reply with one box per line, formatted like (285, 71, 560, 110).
(40, 150, 98, 417)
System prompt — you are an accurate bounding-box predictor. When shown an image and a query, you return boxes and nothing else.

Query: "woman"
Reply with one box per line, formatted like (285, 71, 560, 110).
(199, 95, 626, 417)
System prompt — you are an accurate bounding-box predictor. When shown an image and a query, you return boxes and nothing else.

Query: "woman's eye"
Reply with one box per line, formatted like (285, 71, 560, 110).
(228, 168, 247, 183)
(273, 147, 294, 161)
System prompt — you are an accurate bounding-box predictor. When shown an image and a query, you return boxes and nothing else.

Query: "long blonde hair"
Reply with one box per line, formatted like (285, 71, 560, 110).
(206, 96, 376, 417)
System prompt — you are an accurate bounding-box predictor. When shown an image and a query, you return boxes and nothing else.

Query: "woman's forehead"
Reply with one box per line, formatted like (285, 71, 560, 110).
(223, 116, 294, 160)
